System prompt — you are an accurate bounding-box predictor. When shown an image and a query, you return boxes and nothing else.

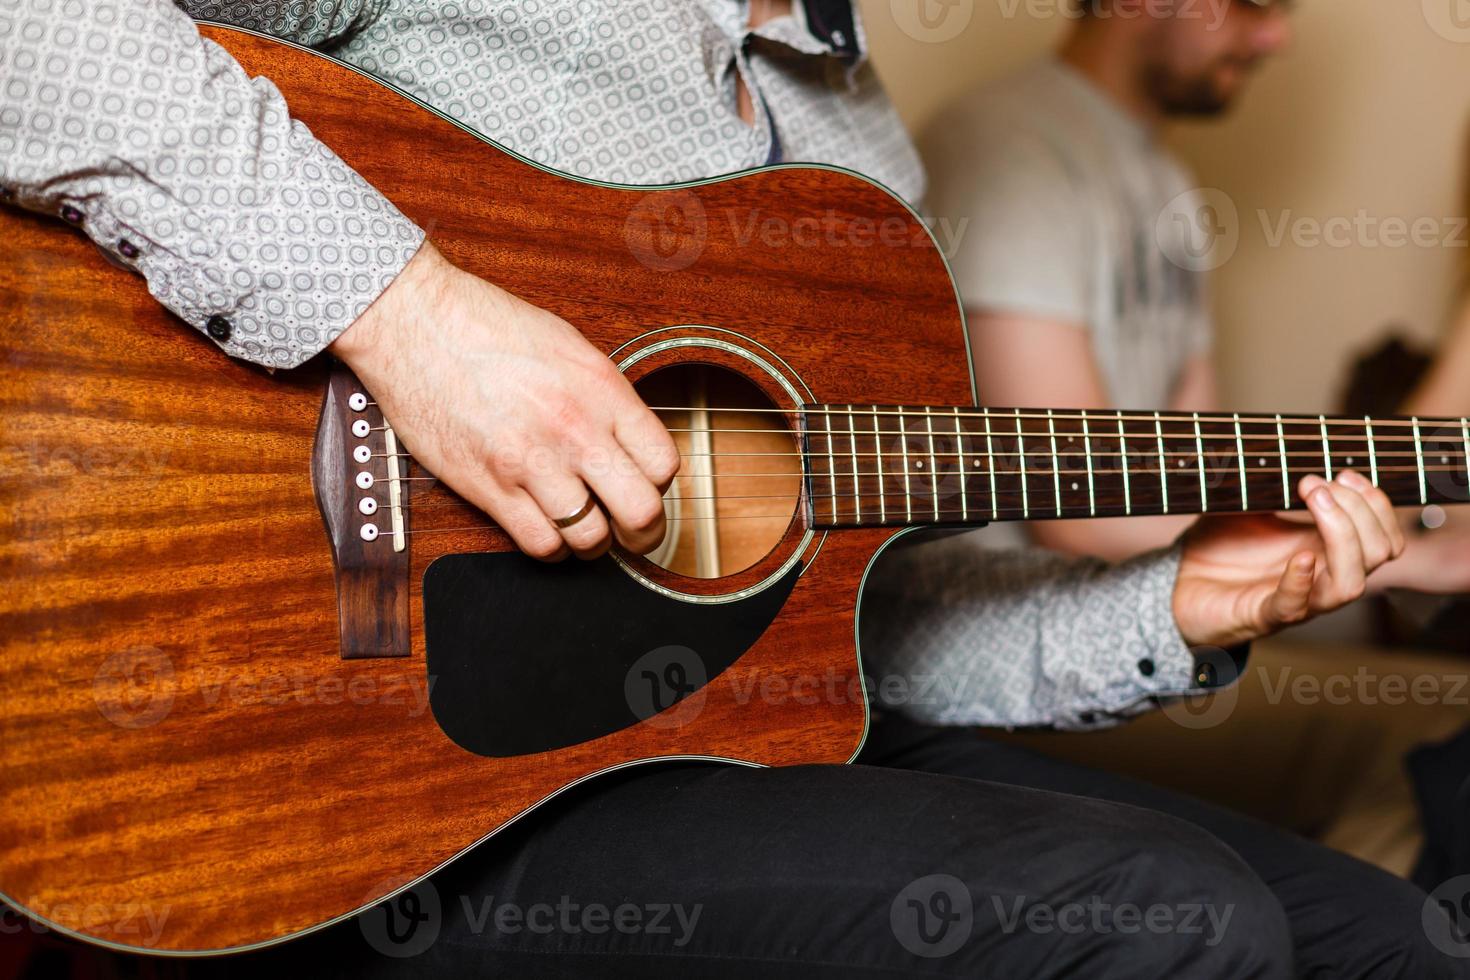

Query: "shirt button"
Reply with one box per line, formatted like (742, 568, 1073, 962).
(206, 315, 232, 342)
(0, 186, 14, 202)
(1137, 658, 1156, 678)
(1196, 662, 1218, 688)
(60, 204, 83, 224)
(118, 239, 139, 260)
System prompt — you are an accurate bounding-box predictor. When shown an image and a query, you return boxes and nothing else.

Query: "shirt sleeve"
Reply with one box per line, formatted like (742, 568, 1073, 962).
(858, 531, 1247, 731)
(0, 0, 424, 369)
(175, 0, 390, 48)
(920, 110, 1091, 326)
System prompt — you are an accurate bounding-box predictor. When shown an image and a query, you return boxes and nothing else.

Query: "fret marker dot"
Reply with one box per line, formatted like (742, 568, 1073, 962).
(1443, 456, 1451, 465)
(1423, 505, 1447, 530)
(1071, 482, 1079, 491)
(1178, 459, 1187, 468)
(1346, 457, 1354, 466)
(974, 459, 982, 468)
(1259, 458, 1267, 467)
(916, 460, 924, 469)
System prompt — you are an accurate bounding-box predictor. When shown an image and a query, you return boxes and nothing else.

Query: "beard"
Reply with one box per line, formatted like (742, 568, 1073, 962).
(1142, 60, 1245, 117)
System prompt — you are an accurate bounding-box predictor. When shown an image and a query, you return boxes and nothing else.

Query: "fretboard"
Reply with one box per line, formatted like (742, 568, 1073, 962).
(801, 405, 1470, 529)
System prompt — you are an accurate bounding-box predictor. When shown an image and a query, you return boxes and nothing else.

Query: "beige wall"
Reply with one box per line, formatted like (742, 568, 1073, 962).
(858, 0, 1470, 412)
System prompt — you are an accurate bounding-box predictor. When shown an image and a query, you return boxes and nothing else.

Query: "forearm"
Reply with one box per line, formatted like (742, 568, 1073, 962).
(0, 0, 422, 367)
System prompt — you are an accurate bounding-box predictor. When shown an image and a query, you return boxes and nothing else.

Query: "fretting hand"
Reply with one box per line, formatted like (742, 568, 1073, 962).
(1173, 471, 1406, 648)
(329, 242, 680, 561)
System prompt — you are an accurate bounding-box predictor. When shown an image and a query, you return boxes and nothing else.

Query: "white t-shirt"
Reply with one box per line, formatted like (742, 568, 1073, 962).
(920, 58, 1212, 409)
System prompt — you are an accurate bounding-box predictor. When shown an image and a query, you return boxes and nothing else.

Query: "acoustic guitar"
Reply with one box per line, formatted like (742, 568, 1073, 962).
(3, 25, 1467, 955)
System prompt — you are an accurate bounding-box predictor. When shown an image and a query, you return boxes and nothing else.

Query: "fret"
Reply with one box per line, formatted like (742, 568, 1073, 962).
(983, 407, 998, 521)
(1014, 411, 1030, 519)
(823, 408, 837, 522)
(871, 405, 885, 524)
(1081, 409, 1096, 517)
(1192, 412, 1208, 512)
(1153, 411, 1169, 514)
(1365, 417, 1379, 486)
(847, 405, 861, 525)
(893, 411, 905, 525)
(1117, 410, 1132, 516)
(924, 407, 939, 523)
(1463, 419, 1470, 492)
(1275, 414, 1289, 509)
(1412, 417, 1427, 505)
(1319, 415, 1333, 481)
(1232, 413, 1248, 510)
(1046, 409, 1062, 517)
(953, 408, 967, 523)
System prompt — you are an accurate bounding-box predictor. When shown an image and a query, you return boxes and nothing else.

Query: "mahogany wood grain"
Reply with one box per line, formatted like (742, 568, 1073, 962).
(0, 27, 970, 953)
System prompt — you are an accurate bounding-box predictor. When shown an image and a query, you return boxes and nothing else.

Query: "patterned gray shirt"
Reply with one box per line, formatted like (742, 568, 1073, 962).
(0, 0, 1214, 729)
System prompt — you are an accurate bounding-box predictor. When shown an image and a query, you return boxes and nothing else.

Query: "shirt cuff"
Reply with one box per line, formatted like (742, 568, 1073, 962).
(1057, 546, 1250, 730)
(1065, 545, 1251, 731)
(131, 132, 425, 369)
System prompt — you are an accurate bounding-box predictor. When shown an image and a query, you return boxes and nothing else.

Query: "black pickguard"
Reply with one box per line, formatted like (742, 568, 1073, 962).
(422, 554, 800, 757)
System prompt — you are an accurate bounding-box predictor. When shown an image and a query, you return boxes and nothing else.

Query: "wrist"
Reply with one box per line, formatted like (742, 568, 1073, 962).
(330, 239, 444, 365)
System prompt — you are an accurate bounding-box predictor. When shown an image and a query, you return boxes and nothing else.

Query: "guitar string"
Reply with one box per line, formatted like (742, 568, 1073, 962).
(658, 425, 1451, 445)
(371, 460, 1456, 477)
(642, 406, 1463, 431)
(371, 444, 1459, 464)
(399, 493, 1449, 534)
(388, 465, 1466, 521)
(366, 396, 1465, 431)
(367, 426, 1457, 450)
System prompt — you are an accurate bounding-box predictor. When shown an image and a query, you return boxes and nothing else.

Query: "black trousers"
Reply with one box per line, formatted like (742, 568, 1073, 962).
(154, 716, 1466, 978)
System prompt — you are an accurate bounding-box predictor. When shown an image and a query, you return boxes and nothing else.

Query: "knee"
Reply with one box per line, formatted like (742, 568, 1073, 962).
(1331, 872, 1470, 980)
(1028, 811, 1294, 980)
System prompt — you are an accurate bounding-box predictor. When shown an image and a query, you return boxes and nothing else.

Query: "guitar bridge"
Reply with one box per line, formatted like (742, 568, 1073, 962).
(310, 363, 412, 658)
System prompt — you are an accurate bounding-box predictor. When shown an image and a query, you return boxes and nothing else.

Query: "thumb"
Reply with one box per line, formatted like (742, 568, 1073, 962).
(1263, 552, 1316, 629)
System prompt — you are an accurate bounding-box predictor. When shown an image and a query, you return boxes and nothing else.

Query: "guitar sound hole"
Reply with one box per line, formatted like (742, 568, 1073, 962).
(636, 364, 800, 579)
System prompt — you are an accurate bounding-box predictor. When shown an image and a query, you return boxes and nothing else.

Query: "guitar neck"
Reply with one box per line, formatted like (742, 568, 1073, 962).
(801, 405, 1470, 529)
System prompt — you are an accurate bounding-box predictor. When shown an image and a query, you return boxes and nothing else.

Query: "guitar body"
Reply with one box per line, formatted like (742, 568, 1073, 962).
(0, 27, 971, 953)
